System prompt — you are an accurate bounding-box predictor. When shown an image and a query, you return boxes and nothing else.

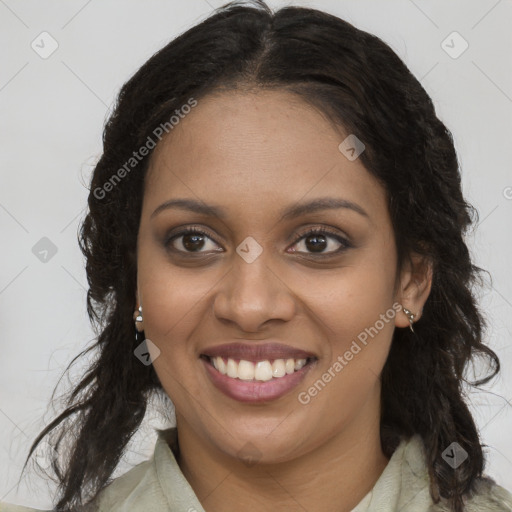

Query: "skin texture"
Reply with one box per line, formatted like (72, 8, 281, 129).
(135, 89, 432, 512)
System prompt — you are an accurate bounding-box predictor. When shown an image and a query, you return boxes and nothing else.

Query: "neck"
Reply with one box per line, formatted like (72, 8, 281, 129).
(175, 403, 389, 512)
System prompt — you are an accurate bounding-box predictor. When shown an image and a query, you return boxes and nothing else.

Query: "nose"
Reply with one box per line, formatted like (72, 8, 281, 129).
(212, 250, 296, 332)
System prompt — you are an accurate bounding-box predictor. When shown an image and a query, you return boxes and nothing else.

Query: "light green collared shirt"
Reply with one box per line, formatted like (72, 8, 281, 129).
(2, 428, 511, 511)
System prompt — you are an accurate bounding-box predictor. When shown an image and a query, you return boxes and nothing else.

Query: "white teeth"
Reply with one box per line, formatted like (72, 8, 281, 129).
(238, 360, 255, 380)
(255, 361, 273, 381)
(226, 358, 238, 378)
(294, 358, 307, 370)
(210, 357, 310, 380)
(215, 356, 227, 375)
(272, 359, 286, 377)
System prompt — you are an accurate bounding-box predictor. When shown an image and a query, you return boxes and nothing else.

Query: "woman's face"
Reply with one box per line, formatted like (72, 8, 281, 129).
(136, 89, 410, 464)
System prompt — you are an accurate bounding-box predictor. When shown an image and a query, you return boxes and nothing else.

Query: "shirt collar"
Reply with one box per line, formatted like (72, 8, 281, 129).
(154, 428, 207, 512)
(351, 434, 431, 511)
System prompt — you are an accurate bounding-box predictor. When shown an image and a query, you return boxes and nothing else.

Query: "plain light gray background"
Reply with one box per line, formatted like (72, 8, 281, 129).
(1, 0, 511, 508)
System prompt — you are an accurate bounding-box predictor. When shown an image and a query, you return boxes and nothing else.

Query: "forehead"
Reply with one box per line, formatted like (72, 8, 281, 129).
(143, 89, 386, 223)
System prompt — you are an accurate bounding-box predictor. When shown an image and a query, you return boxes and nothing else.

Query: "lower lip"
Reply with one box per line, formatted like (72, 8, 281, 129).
(201, 357, 316, 403)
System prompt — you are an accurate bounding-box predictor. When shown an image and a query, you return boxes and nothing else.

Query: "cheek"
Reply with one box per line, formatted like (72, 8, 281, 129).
(138, 266, 211, 408)
(296, 236, 397, 380)
(295, 272, 396, 434)
(137, 246, 218, 348)
(310, 286, 396, 384)
(300, 255, 396, 341)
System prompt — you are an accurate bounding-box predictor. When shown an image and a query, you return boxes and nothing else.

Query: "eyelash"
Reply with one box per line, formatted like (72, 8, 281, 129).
(164, 225, 352, 257)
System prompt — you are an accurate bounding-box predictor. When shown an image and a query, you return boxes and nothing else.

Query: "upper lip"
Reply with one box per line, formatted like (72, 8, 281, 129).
(201, 342, 317, 362)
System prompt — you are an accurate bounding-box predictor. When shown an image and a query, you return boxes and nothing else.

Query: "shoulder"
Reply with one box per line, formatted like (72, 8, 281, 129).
(2, 429, 186, 512)
(90, 457, 164, 511)
(0, 504, 49, 512)
(428, 476, 512, 511)
(0, 460, 159, 512)
(91, 428, 204, 511)
(398, 435, 512, 512)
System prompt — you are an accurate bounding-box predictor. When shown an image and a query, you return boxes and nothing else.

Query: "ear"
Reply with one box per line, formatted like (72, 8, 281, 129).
(394, 252, 433, 330)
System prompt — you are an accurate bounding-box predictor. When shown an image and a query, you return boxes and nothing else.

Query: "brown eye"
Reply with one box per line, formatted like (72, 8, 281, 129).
(304, 233, 328, 252)
(291, 228, 351, 256)
(166, 228, 220, 254)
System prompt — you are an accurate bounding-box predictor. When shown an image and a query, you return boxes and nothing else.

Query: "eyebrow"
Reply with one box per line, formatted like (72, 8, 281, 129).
(150, 197, 369, 221)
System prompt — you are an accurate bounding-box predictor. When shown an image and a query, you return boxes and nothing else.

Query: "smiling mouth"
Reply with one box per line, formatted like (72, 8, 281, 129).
(200, 354, 317, 381)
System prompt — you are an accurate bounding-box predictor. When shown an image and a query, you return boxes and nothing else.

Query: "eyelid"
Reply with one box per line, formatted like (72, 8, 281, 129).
(292, 225, 351, 244)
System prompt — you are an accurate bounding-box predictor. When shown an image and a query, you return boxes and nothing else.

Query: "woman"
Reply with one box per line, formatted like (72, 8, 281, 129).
(2, 1, 511, 511)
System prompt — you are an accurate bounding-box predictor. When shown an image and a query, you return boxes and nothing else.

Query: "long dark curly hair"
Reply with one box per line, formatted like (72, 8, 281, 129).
(19, 1, 501, 511)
